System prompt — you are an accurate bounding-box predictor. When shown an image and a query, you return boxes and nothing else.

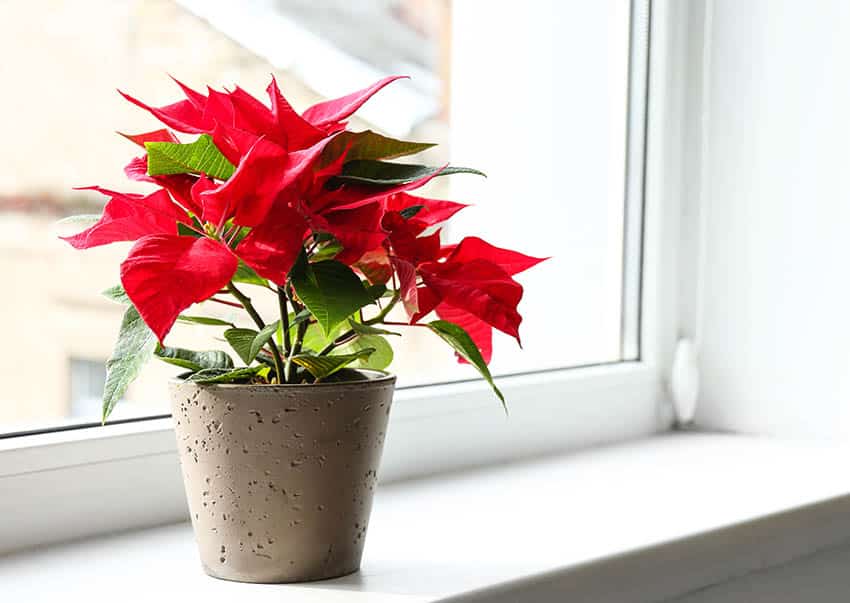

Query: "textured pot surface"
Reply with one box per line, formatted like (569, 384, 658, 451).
(169, 371, 396, 583)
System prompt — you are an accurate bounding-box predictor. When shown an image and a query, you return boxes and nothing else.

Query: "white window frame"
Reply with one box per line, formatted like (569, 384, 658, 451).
(0, 0, 690, 554)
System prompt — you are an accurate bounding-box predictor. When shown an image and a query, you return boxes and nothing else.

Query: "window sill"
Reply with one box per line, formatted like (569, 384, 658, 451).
(2, 433, 849, 602)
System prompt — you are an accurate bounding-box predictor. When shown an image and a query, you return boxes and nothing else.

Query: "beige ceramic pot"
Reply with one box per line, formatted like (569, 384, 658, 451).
(169, 370, 396, 583)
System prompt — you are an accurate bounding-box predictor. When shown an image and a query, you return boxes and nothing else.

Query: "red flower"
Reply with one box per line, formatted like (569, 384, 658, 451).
(65, 74, 545, 372)
(301, 75, 407, 132)
(60, 186, 236, 342)
(60, 187, 190, 249)
(402, 237, 546, 364)
(235, 193, 308, 285)
(120, 236, 237, 342)
(119, 75, 405, 158)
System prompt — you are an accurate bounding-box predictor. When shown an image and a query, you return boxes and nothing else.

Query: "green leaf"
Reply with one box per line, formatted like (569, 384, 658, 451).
(185, 366, 263, 384)
(224, 328, 256, 364)
(320, 130, 436, 168)
(399, 205, 425, 219)
(335, 160, 486, 186)
(223, 322, 279, 364)
(232, 260, 270, 288)
(177, 222, 202, 237)
(310, 239, 343, 262)
(176, 315, 235, 328)
(348, 319, 400, 336)
(252, 322, 279, 361)
(426, 320, 505, 410)
(297, 320, 348, 354)
(155, 346, 234, 372)
(292, 348, 375, 381)
(102, 284, 130, 305)
(102, 305, 157, 422)
(336, 335, 393, 370)
(290, 255, 377, 336)
(366, 283, 387, 302)
(145, 134, 235, 180)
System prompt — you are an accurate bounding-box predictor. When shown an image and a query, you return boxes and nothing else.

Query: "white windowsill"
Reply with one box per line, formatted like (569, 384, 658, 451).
(2, 432, 849, 602)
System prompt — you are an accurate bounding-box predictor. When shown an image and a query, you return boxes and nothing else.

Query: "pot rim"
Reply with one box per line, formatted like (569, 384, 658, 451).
(168, 368, 396, 390)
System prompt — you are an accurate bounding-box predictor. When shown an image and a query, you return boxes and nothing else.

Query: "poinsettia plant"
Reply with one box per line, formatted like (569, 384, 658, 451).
(60, 75, 545, 421)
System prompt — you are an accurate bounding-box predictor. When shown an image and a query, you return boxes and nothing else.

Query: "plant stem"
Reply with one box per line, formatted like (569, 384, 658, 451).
(366, 291, 400, 325)
(317, 332, 358, 356)
(226, 282, 286, 383)
(209, 296, 243, 309)
(278, 286, 293, 382)
(287, 320, 309, 372)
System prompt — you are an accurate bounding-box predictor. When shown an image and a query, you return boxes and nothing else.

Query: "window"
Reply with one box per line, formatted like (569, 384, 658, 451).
(69, 358, 108, 418)
(0, 0, 670, 553)
(0, 0, 646, 434)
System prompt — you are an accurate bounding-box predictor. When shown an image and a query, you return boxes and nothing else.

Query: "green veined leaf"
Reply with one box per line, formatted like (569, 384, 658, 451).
(176, 315, 235, 328)
(223, 328, 257, 364)
(102, 305, 157, 422)
(319, 130, 436, 168)
(336, 335, 393, 371)
(290, 255, 377, 336)
(232, 260, 270, 287)
(251, 322, 279, 362)
(334, 160, 486, 186)
(223, 322, 279, 364)
(426, 320, 505, 411)
(292, 348, 375, 381)
(146, 134, 235, 180)
(185, 366, 263, 384)
(155, 346, 234, 372)
(348, 319, 400, 336)
(102, 284, 130, 305)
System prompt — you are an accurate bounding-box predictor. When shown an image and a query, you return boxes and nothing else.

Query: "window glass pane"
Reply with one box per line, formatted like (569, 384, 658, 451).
(0, 0, 637, 433)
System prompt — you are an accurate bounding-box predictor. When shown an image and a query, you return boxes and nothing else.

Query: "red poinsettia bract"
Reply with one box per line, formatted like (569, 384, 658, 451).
(62, 74, 545, 371)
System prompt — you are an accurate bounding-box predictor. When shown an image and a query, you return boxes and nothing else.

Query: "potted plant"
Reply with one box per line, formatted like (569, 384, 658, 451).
(59, 75, 544, 583)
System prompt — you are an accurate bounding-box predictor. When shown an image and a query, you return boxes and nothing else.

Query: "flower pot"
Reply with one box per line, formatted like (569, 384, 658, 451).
(169, 370, 396, 583)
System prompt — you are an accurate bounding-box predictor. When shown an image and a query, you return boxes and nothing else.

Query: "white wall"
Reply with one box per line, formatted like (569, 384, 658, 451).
(695, 0, 850, 438)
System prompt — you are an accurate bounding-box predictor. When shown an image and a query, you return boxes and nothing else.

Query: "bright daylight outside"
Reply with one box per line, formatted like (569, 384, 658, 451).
(0, 0, 632, 433)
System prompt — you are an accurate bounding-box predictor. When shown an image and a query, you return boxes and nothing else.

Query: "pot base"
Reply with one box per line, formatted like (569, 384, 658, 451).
(201, 561, 360, 584)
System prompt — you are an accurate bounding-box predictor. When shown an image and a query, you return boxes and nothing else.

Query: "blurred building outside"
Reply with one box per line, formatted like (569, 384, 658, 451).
(0, 0, 453, 428)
